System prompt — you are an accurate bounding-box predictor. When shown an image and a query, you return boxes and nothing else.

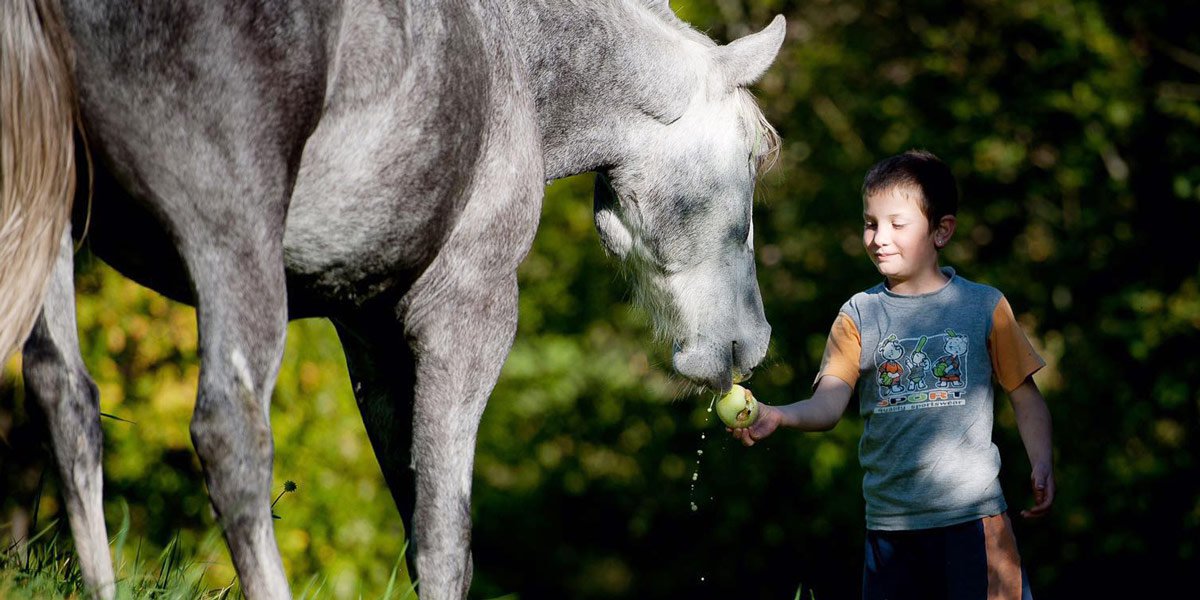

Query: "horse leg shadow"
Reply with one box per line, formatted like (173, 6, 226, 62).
(22, 228, 115, 599)
(332, 315, 418, 558)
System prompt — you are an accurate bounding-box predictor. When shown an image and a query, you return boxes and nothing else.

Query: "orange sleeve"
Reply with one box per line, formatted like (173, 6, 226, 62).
(814, 312, 861, 389)
(988, 296, 1045, 392)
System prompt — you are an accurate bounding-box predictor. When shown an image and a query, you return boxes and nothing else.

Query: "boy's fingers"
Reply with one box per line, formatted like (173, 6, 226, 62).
(1022, 503, 1049, 518)
(1020, 473, 1054, 519)
(1023, 506, 1050, 518)
(1022, 494, 1054, 518)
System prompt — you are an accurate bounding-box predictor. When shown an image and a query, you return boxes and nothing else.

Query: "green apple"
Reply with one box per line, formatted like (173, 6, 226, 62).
(716, 384, 759, 429)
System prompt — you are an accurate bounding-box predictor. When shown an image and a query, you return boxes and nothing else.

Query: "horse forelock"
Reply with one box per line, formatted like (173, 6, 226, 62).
(735, 89, 781, 179)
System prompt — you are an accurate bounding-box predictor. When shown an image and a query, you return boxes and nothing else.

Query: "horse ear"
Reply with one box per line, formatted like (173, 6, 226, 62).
(594, 173, 633, 259)
(714, 15, 786, 88)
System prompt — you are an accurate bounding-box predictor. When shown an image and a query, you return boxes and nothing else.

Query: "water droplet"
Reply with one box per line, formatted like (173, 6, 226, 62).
(700, 577, 706, 582)
(697, 449, 704, 456)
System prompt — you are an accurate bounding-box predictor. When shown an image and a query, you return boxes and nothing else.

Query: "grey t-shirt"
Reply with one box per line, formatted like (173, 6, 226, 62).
(839, 268, 1009, 530)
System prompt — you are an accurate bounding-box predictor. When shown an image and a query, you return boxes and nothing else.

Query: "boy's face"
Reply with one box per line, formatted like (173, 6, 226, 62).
(862, 185, 947, 283)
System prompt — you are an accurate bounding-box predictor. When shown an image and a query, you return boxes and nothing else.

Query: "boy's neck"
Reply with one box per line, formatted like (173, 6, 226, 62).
(886, 265, 950, 295)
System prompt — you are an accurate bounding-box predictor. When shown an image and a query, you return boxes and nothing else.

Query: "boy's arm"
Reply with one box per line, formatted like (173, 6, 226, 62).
(731, 375, 852, 447)
(1009, 375, 1055, 518)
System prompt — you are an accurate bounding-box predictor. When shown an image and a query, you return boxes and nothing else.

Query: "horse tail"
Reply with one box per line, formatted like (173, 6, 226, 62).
(0, 0, 78, 371)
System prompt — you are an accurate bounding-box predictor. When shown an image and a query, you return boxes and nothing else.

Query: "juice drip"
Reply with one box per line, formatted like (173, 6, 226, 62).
(690, 393, 717, 511)
(693, 393, 719, 587)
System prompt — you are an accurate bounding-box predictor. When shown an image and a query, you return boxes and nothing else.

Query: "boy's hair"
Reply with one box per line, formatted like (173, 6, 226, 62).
(862, 149, 958, 227)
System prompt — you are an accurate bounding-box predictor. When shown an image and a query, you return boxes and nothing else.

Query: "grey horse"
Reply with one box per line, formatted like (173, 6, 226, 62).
(0, 1, 784, 598)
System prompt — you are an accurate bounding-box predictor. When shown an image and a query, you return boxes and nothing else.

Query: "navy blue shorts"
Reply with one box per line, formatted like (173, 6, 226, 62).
(863, 513, 1032, 600)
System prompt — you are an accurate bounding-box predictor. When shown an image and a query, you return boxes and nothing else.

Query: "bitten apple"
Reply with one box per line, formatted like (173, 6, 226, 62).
(716, 384, 759, 429)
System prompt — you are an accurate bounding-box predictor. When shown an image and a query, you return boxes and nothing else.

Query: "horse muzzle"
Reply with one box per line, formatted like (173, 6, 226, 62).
(672, 323, 770, 392)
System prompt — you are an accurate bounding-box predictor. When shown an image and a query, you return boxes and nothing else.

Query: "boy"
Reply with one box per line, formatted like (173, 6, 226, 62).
(733, 150, 1054, 599)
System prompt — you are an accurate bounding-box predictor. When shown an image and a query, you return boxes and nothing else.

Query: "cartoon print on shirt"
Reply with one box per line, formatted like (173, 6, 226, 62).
(874, 329, 970, 411)
(906, 336, 930, 391)
(876, 335, 907, 395)
(934, 329, 969, 388)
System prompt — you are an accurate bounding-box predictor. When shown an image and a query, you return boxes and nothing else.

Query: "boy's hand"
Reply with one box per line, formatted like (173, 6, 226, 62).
(729, 403, 783, 447)
(1020, 461, 1055, 519)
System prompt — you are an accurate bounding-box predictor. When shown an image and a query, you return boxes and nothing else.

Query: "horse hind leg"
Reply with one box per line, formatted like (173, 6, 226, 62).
(22, 229, 115, 599)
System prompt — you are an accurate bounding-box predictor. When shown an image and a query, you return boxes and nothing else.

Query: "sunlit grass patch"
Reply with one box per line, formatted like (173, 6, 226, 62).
(0, 505, 418, 600)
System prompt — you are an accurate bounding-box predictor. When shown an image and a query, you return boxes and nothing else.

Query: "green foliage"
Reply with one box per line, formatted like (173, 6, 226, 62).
(2, 1, 1197, 598)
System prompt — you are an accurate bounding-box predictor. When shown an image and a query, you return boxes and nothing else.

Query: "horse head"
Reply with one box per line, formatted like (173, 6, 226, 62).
(591, 15, 785, 392)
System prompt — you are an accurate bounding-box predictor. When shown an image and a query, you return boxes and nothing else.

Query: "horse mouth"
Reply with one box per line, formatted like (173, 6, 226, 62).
(671, 339, 754, 392)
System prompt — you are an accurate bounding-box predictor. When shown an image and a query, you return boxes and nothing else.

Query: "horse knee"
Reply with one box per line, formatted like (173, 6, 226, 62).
(191, 390, 272, 461)
(190, 371, 274, 489)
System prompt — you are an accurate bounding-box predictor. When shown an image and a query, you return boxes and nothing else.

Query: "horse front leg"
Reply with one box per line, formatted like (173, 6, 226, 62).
(402, 273, 520, 600)
(22, 229, 114, 599)
(180, 225, 291, 600)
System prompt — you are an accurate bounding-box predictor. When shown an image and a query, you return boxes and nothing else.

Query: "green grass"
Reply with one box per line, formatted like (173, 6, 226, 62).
(794, 584, 816, 600)
(0, 507, 418, 600)
(2, 512, 241, 599)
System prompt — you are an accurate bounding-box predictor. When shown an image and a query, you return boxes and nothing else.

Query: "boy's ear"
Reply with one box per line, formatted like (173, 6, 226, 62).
(934, 215, 957, 248)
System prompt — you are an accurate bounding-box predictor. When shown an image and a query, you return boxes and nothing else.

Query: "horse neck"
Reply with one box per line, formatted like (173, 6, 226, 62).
(502, 0, 711, 180)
